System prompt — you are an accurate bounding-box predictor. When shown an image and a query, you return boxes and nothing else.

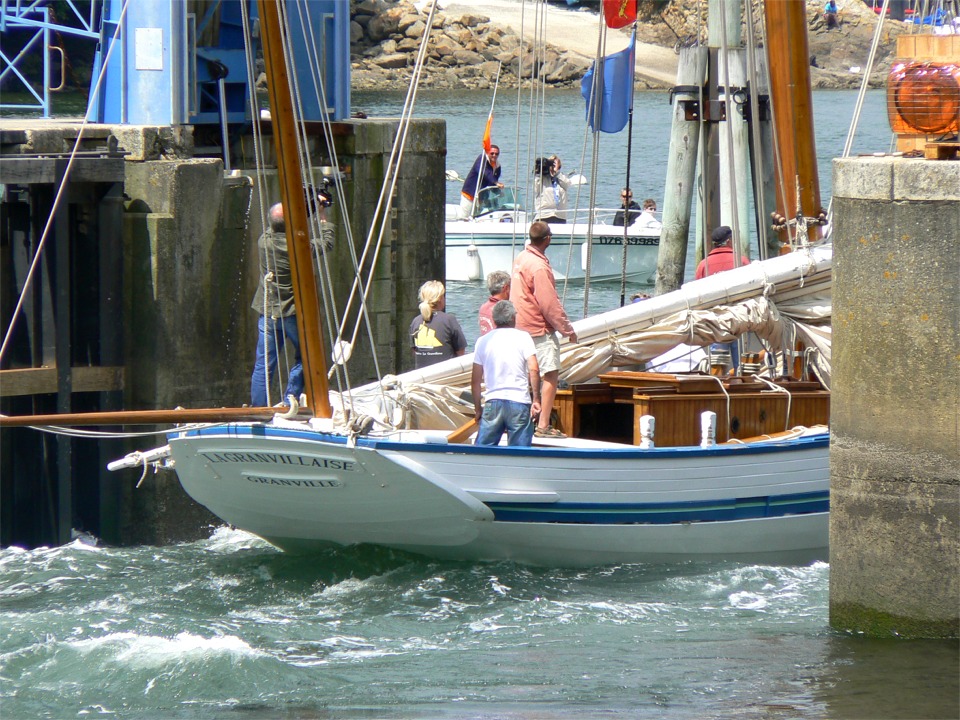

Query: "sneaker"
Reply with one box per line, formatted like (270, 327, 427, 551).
(534, 425, 567, 439)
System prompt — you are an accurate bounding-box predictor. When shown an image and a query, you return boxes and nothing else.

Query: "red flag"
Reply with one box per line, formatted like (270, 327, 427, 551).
(482, 112, 493, 155)
(603, 0, 637, 29)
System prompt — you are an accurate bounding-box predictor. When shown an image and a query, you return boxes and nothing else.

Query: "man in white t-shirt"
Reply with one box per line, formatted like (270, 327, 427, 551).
(471, 300, 541, 446)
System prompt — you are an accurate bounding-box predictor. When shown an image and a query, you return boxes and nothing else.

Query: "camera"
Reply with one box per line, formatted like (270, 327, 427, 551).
(305, 177, 334, 213)
(534, 157, 553, 177)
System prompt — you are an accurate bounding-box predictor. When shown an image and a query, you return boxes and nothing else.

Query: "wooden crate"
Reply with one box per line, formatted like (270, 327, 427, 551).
(553, 382, 613, 438)
(924, 142, 960, 160)
(896, 34, 960, 61)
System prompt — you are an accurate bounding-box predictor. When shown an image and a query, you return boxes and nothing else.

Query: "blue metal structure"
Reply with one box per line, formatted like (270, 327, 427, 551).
(87, 0, 350, 125)
(0, 0, 101, 117)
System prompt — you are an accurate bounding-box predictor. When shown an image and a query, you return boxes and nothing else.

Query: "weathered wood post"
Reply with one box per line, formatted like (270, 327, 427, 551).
(655, 47, 707, 294)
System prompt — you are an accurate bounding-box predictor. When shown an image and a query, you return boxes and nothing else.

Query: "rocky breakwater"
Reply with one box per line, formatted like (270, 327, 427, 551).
(347, 0, 903, 93)
(349, 0, 591, 91)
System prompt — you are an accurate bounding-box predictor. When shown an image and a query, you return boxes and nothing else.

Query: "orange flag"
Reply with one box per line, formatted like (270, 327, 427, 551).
(482, 112, 493, 155)
(603, 0, 637, 29)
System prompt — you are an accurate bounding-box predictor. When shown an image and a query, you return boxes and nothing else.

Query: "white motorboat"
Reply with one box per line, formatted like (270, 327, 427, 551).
(445, 186, 660, 283)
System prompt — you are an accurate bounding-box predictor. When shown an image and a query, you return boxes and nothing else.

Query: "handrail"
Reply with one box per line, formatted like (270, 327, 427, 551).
(48, 45, 65, 91)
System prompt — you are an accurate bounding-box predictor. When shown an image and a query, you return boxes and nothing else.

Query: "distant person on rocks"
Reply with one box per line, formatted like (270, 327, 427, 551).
(533, 155, 572, 224)
(478, 270, 511, 337)
(460, 145, 503, 218)
(510, 221, 578, 439)
(471, 300, 541, 447)
(250, 201, 334, 407)
(824, 0, 839, 28)
(613, 188, 641, 226)
(409, 280, 467, 369)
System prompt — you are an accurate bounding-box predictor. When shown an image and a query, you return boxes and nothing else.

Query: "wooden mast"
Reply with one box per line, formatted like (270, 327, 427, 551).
(764, 0, 823, 245)
(257, 0, 332, 417)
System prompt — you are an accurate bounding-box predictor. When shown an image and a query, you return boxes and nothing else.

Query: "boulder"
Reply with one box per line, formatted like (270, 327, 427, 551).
(372, 53, 409, 69)
(404, 19, 426, 39)
(367, 7, 402, 42)
(350, 21, 364, 43)
(453, 49, 485, 66)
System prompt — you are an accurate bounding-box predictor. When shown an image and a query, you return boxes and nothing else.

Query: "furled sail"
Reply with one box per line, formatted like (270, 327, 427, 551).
(331, 244, 833, 432)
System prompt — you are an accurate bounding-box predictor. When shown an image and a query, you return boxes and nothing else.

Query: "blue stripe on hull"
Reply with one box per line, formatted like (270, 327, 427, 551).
(486, 492, 829, 524)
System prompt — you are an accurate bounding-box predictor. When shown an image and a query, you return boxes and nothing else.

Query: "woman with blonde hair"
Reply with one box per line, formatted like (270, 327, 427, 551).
(409, 280, 467, 368)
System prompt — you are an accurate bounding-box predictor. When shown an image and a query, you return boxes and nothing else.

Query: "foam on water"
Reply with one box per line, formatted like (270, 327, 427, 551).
(65, 631, 266, 666)
(0, 534, 956, 719)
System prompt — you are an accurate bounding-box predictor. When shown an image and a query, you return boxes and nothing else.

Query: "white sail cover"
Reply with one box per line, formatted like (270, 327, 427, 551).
(331, 243, 833, 431)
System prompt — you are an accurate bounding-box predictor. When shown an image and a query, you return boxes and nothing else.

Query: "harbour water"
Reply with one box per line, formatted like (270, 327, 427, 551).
(2, 90, 958, 718)
(1, 531, 957, 718)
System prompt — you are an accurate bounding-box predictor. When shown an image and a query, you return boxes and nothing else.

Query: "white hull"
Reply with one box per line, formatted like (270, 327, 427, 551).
(168, 425, 829, 566)
(445, 219, 660, 283)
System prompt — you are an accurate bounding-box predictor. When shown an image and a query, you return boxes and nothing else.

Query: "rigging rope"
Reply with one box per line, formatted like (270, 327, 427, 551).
(286, 0, 363, 402)
(754, 8, 793, 248)
(578, 12, 609, 316)
(242, 0, 293, 403)
(743, 0, 771, 259)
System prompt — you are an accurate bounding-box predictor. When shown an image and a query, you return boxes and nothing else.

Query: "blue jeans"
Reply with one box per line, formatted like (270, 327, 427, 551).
(710, 341, 740, 372)
(250, 315, 303, 406)
(476, 399, 534, 447)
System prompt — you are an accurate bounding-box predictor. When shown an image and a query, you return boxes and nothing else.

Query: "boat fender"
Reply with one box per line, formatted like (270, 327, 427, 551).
(466, 244, 482, 281)
(638, 415, 655, 449)
(700, 411, 717, 448)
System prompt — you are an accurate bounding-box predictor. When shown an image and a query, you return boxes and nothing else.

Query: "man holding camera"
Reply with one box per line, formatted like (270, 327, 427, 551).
(249, 193, 334, 407)
(533, 155, 572, 224)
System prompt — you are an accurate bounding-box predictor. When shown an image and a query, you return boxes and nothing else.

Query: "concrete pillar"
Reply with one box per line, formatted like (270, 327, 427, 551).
(120, 157, 256, 543)
(830, 156, 959, 638)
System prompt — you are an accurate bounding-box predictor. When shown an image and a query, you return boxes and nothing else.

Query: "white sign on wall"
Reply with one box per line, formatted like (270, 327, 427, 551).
(135, 28, 164, 71)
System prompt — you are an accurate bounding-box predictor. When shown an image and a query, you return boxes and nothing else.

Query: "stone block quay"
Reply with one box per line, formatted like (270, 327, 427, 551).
(830, 155, 959, 639)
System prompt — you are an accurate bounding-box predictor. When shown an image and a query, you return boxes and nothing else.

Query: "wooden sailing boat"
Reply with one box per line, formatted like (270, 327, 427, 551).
(1, 0, 834, 565)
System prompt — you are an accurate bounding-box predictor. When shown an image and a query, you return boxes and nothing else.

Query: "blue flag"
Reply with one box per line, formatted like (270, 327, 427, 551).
(581, 32, 636, 134)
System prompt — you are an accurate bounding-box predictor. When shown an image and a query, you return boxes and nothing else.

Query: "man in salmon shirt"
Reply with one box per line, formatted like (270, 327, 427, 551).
(509, 221, 578, 439)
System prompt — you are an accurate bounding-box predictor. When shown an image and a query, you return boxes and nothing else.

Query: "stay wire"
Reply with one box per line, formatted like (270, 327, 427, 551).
(743, 0, 770, 259)
(288, 0, 364, 399)
(578, 13, 609, 314)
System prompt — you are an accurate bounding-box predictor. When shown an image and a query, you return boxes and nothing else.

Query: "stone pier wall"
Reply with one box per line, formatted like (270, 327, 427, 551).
(830, 156, 959, 638)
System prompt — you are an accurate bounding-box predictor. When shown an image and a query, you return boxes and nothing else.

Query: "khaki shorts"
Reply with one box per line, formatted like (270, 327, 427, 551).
(532, 332, 561, 374)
